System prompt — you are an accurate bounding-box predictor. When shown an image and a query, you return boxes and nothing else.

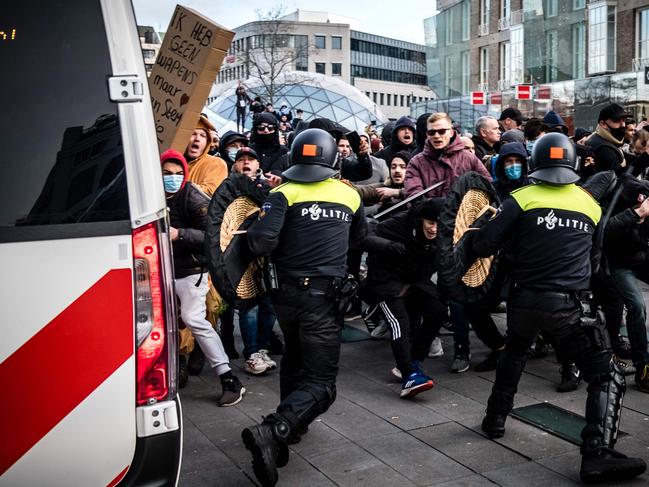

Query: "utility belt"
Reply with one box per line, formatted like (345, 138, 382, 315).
(511, 285, 580, 308)
(512, 286, 611, 351)
(277, 274, 358, 315)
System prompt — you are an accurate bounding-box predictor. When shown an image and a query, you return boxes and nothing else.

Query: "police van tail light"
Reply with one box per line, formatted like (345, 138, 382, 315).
(133, 221, 177, 405)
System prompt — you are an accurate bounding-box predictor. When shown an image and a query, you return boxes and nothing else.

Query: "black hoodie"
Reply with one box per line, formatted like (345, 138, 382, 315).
(365, 199, 442, 298)
(374, 116, 417, 168)
(249, 112, 289, 176)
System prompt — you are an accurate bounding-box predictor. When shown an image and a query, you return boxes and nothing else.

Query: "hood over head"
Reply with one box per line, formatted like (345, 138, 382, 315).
(500, 129, 525, 144)
(251, 112, 281, 146)
(160, 149, 189, 190)
(393, 115, 416, 134)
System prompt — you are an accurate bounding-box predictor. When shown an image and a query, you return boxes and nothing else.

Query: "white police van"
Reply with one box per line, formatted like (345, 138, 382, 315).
(0, 1, 182, 485)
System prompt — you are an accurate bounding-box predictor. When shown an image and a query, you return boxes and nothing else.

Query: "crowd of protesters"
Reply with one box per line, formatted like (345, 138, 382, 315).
(158, 85, 649, 483)
(165, 88, 649, 403)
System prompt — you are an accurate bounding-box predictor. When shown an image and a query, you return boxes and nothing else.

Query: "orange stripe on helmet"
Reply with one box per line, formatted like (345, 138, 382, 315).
(302, 144, 318, 156)
(549, 147, 565, 159)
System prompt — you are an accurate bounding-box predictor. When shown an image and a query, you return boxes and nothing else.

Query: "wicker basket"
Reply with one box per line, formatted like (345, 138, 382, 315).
(220, 197, 262, 300)
(453, 189, 494, 288)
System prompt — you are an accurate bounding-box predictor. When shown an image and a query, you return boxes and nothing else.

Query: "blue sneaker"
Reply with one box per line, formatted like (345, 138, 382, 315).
(400, 371, 434, 398)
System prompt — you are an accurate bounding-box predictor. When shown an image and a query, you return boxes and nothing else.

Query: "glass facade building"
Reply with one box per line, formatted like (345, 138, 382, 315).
(418, 0, 649, 133)
(350, 31, 427, 86)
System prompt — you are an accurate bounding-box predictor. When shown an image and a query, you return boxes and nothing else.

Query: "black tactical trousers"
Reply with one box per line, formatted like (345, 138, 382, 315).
(487, 288, 620, 449)
(270, 279, 341, 433)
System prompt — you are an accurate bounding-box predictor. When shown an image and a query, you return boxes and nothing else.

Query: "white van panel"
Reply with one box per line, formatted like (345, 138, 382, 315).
(101, 0, 167, 228)
(1, 358, 136, 486)
(0, 234, 132, 364)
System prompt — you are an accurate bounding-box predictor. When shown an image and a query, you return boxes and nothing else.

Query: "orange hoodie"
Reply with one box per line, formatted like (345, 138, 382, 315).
(186, 115, 227, 196)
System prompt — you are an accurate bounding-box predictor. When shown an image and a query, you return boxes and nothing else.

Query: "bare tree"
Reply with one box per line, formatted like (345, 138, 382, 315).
(239, 5, 312, 105)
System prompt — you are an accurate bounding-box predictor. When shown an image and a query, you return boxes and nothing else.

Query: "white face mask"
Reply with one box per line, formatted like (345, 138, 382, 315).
(228, 149, 239, 161)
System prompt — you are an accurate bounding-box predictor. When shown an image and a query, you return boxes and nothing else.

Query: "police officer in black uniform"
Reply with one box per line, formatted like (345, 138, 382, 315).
(469, 133, 646, 484)
(241, 128, 368, 487)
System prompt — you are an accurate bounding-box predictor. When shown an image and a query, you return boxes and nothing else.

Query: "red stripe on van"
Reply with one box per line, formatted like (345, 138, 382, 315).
(107, 466, 130, 487)
(0, 269, 133, 475)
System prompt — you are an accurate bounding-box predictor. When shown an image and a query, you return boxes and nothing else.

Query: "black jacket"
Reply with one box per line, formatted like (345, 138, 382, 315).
(365, 203, 439, 298)
(247, 178, 368, 279)
(605, 207, 649, 269)
(249, 140, 289, 176)
(492, 153, 529, 202)
(374, 139, 416, 169)
(472, 135, 499, 161)
(168, 183, 210, 278)
(472, 183, 601, 291)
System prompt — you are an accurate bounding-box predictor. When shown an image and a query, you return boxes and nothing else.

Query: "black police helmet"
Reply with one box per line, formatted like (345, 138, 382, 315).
(528, 133, 579, 185)
(283, 128, 339, 183)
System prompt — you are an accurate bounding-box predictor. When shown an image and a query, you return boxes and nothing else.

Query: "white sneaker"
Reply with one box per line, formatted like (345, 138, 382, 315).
(258, 349, 277, 369)
(245, 352, 270, 375)
(370, 321, 388, 339)
(391, 367, 402, 380)
(428, 337, 444, 358)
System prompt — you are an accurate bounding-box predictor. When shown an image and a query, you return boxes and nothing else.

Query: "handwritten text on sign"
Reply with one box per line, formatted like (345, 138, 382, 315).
(148, 6, 233, 152)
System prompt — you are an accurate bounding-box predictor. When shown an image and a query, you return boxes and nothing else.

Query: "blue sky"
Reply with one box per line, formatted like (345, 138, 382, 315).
(132, 0, 437, 45)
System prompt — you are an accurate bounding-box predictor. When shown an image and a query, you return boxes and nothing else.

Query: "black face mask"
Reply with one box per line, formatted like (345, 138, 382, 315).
(605, 122, 626, 142)
(255, 132, 275, 145)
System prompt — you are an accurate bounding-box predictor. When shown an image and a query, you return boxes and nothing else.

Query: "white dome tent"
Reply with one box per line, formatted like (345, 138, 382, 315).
(207, 71, 387, 133)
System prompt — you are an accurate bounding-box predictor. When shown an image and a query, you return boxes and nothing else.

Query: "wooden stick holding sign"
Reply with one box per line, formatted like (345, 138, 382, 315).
(149, 5, 234, 152)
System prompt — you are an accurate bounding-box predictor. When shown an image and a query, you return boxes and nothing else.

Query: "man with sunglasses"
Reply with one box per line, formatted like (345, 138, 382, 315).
(250, 112, 289, 177)
(404, 112, 491, 199)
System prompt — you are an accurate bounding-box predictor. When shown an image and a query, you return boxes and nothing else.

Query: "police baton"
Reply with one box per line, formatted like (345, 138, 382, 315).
(371, 181, 444, 220)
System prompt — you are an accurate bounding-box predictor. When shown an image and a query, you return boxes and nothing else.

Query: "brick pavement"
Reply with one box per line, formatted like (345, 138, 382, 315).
(178, 312, 649, 486)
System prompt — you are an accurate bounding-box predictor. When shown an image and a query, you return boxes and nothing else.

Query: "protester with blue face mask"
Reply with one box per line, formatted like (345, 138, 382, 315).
(160, 149, 246, 407)
(493, 142, 529, 201)
(219, 131, 249, 170)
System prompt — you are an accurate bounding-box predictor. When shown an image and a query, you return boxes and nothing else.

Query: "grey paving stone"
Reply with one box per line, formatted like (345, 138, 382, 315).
(356, 431, 473, 486)
(320, 397, 402, 441)
(623, 386, 649, 414)
(483, 460, 580, 486)
(307, 442, 417, 487)
(180, 421, 234, 471)
(618, 408, 649, 445)
(335, 371, 450, 431)
(411, 422, 528, 473)
(289, 419, 354, 459)
(439, 375, 497, 404)
(418, 385, 486, 421)
(477, 415, 579, 460)
(272, 452, 338, 487)
(179, 464, 255, 487)
(429, 474, 498, 486)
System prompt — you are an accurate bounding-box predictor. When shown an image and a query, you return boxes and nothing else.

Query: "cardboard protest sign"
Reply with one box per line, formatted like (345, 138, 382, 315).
(149, 5, 234, 152)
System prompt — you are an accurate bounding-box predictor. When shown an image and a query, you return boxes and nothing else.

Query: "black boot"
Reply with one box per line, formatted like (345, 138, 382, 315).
(580, 442, 646, 483)
(580, 359, 647, 483)
(241, 415, 290, 487)
(187, 343, 206, 375)
(481, 413, 506, 438)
